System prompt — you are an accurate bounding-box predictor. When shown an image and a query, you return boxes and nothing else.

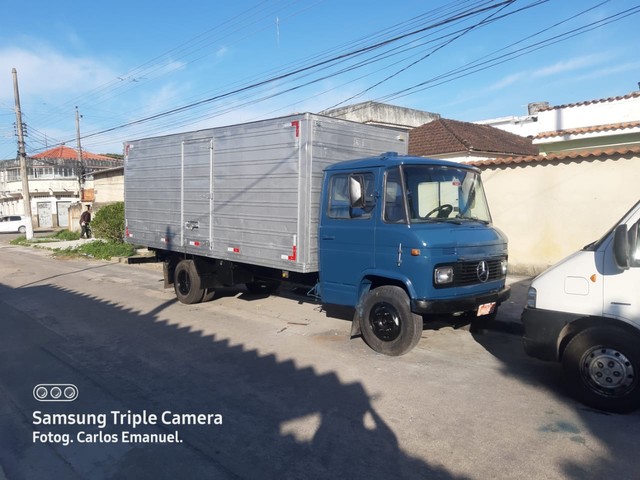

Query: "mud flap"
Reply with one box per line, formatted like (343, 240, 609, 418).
(350, 306, 363, 338)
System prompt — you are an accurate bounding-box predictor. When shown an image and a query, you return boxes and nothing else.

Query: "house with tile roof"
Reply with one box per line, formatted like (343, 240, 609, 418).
(468, 90, 640, 274)
(0, 145, 122, 228)
(408, 117, 538, 162)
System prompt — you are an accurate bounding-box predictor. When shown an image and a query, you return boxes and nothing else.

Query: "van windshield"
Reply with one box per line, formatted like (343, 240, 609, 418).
(385, 165, 491, 224)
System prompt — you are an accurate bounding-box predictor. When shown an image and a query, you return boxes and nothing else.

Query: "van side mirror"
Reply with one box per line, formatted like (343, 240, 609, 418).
(349, 175, 366, 209)
(613, 224, 630, 269)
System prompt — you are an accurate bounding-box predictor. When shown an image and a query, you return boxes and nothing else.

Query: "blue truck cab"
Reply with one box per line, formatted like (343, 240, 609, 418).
(319, 153, 510, 355)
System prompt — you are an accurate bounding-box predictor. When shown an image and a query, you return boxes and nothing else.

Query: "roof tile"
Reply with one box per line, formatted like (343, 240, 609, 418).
(466, 145, 640, 167)
(409, 118, 538, 157)
(537, 91, 640, 112)
(31, 145, 115, 162)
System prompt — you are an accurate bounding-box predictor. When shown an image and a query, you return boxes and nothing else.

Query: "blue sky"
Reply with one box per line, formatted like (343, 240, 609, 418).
(1, 0, 639, 157)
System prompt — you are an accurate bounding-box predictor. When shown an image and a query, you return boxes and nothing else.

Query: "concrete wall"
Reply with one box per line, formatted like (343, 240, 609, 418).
(92, 169, 124, 207)
(324, 102, 439, 131)
(536, 95, 640, 133)
(478, 154, 640, 275)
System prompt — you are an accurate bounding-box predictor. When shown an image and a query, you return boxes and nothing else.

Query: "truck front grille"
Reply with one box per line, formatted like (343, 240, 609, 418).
(435, 258, 506, 288)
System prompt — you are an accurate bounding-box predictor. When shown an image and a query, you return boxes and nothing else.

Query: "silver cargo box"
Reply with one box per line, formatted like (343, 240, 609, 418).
(124, 113, 407, 273)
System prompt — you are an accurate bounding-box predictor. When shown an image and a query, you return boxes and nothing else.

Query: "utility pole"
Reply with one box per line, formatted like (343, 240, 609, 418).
(75, 106, 85, 202)
(12, 68, 34, 239)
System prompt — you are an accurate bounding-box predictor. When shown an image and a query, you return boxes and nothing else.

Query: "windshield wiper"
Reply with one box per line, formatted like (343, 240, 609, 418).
(456, 216, 489, 224)
(420, 217, 463, 225)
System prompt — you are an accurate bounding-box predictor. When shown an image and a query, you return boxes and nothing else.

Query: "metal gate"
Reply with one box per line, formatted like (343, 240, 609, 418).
(37, 202, 53, 228)
(57, 201, 71, 227)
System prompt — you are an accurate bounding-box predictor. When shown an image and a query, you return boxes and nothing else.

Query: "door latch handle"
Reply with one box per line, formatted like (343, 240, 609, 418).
(322, 236, 335, 240)
(185, 221, 199, 230)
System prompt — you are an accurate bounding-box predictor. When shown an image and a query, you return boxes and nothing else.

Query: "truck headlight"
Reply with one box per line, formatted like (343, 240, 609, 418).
(501, 259, 508, 276)
(434, 266, 454, 285)
(526, 287, 537, 308)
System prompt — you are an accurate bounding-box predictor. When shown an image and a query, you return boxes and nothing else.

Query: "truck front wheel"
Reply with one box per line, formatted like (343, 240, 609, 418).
(359, 286, 423, 356)
(562, 327, 640, 413)
(174, 260, 205, 304)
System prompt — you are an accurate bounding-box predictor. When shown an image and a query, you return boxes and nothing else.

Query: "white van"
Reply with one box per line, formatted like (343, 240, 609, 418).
(522, 200, 640, 413)
(0, 215, 27, 234)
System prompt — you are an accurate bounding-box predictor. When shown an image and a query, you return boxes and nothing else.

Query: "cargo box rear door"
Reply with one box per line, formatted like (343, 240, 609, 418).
(181, 138, 213, 250)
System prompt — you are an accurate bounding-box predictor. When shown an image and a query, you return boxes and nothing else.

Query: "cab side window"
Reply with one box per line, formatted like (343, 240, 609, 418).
(327, 173, 375, 219)
(384, 168, 406, 223)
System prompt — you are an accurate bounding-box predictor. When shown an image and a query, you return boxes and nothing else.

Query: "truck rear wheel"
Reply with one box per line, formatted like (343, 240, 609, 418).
(562, 327, 640, 413)
(174, 260, 205, 304)
(359, 286, 423, 356)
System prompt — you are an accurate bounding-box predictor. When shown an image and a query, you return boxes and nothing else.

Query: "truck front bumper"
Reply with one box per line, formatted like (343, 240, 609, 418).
(521, 307, 578, 361)
(412, 285, 511, 315)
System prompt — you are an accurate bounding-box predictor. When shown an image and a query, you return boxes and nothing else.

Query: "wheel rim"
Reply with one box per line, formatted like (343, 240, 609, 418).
(176, 270, 191, 296)
(580, 346, 636, 397)
(369, 302, 401, 342)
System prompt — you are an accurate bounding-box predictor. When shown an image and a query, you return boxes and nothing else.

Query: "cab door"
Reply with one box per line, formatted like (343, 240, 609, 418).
(319, 171, 377, 306)
(603, 216, 640, 323)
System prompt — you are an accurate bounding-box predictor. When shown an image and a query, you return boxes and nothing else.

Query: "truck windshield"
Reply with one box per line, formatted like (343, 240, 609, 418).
(394, 165, 492, 224)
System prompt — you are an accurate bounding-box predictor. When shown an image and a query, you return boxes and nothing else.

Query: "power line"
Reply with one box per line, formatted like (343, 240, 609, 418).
(65, 1, 517, 143)
(13, 1, 637, 156)
(375, 3, 640, 105)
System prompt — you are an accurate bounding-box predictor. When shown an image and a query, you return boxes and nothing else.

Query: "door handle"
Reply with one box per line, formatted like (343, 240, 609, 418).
(322, 236, 335, 240)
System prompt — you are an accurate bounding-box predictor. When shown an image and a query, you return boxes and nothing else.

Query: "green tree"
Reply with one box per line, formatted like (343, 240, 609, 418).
(91, 202, 125, 243)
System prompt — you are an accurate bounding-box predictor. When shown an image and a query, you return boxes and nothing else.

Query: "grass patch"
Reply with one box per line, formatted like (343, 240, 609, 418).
(9, 235, 28, 246)
(52, 240, 136, 260)
(53, 230, 81, 241)
(10, 230, 81, 245)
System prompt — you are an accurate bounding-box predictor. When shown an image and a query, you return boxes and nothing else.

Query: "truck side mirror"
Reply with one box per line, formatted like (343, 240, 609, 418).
(613, 224, 630, 269)
(349, 175, 366, 209)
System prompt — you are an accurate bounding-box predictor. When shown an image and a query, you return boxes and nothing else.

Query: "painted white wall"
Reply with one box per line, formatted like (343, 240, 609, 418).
(477, 93, 640, 139)
(480, 155, 639, 275)
(536, 95, 640, 133)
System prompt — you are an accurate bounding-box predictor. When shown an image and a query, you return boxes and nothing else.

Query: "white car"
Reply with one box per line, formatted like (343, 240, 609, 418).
(0, 215, 27, 234)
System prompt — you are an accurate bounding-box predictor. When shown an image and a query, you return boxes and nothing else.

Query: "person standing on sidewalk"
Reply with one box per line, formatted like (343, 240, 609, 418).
(80, 205, 92, 238)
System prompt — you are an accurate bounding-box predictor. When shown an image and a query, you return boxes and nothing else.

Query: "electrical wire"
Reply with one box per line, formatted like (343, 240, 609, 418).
(5, 0, 638, 157)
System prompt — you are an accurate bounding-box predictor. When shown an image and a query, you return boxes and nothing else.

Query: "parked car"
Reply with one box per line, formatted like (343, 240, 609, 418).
(0, 215, 27, 234)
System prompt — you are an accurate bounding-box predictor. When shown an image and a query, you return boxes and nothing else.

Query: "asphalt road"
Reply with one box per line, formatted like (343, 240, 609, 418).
(0, 237, 638, 479)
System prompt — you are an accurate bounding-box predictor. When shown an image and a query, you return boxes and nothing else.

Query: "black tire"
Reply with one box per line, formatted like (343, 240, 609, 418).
(562, 327, 640, 413)
(245, 280, 281, 295)
(359, 286, 423, 356)
(174, 260, 205, 304)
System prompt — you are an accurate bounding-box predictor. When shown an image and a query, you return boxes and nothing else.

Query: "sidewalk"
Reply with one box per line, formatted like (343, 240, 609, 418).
(33, 237, 97, 250)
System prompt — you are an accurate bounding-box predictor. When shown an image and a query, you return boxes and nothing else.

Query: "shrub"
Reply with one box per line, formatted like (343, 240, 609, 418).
(55, 230, 81, 241)
(91, 202, 125, 243)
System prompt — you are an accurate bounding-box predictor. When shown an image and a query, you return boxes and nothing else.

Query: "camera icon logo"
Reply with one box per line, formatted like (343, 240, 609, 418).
(33, 384, 78, 402)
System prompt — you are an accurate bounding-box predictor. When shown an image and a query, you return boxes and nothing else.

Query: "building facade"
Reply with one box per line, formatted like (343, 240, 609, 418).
(0, 146, 122, 228)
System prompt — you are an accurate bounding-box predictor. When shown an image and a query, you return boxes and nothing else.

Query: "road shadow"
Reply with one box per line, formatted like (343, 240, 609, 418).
(469, 277, 640, 479)
(0, 282, 471, 480)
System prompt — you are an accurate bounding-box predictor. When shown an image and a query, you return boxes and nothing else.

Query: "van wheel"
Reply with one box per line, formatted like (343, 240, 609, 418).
(359, 286, 423, 356)
(18, 226, 26, 234)
(174, 260, 205, 304)
(562, 327, 640, 413)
